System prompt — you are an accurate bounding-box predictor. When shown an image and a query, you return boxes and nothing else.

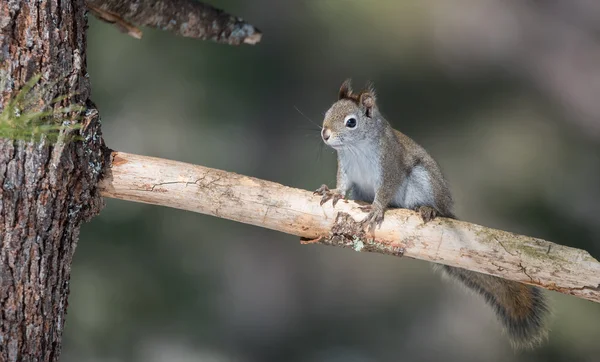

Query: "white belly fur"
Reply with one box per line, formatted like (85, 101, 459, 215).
(342, 150, 380, 202)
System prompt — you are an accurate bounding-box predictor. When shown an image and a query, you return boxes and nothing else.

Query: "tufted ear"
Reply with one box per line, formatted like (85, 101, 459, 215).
(359, 91, 376, 118)
(358, 81, 377, 117)
(338, 79, 353, 100)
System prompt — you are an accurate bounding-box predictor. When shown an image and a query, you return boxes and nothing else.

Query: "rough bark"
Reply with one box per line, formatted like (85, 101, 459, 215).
(0, 1, 105, 361)
(99, 152, 600, 304)
(86, 0, 262, 44)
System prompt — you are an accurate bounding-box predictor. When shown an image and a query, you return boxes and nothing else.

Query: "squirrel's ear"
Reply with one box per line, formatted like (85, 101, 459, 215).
(359, 91, 376, 118)
(339, 79, 353, 100)
(360, 81, 377, 117)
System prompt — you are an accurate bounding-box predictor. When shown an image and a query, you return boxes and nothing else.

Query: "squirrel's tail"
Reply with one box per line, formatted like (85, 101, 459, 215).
(440, 265, 551, 348)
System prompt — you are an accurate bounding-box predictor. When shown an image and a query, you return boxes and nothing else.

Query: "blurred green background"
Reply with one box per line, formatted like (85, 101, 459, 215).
(63, 1, 600, 361)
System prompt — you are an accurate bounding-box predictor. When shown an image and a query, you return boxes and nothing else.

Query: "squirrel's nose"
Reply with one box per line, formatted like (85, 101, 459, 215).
(322, 128, 331, 141)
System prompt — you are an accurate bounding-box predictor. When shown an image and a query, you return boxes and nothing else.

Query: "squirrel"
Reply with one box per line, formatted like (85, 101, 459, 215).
(314, 79, 550, 348)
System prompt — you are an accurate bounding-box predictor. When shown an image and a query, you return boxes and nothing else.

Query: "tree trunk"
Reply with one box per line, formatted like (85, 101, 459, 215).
(0, 1, 105, 361)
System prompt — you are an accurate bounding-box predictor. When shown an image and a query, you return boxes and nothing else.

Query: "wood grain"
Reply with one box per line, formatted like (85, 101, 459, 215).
(99, 151, 600, 304)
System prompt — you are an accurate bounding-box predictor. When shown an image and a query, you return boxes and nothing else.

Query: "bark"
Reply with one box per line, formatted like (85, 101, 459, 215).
(86, 0, 262, 44)
(0, 1, 105, 361)
(99, 152, 600, 304)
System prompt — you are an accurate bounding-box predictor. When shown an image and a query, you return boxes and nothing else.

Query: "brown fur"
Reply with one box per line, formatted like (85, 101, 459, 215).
(441, 266, 550, 348)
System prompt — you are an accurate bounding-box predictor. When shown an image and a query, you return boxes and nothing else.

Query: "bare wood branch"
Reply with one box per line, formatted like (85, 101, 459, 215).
(85, 0, 262, 44)
(98, 151, 600, 304)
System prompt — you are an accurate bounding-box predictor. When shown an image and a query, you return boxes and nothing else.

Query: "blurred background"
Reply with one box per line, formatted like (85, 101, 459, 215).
(63, 0, 600, 361)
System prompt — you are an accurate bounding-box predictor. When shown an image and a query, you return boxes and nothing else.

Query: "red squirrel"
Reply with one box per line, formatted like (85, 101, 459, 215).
(315, 79, 550, 348)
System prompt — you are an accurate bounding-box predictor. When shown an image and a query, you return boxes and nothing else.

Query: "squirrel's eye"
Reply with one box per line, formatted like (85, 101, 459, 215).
(345, 117, 357, 128)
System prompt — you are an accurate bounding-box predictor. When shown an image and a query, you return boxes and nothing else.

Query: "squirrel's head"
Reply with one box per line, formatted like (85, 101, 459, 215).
(321, 79, 381, 149)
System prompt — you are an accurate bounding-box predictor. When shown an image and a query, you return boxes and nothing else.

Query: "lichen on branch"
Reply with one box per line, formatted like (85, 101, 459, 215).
(86, 0, 262, 44)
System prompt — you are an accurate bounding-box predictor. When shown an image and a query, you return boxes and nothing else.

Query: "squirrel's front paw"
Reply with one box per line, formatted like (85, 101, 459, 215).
(359, 204, 385, 234)
(314, 184, 344, 207)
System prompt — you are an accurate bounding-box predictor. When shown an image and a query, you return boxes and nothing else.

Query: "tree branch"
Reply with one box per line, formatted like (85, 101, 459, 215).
(85, 0, 261, 44)
(98, 151, 600, 304)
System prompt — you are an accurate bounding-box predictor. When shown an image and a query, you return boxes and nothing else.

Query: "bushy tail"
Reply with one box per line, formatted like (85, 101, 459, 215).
(441, 265, 551, 348)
